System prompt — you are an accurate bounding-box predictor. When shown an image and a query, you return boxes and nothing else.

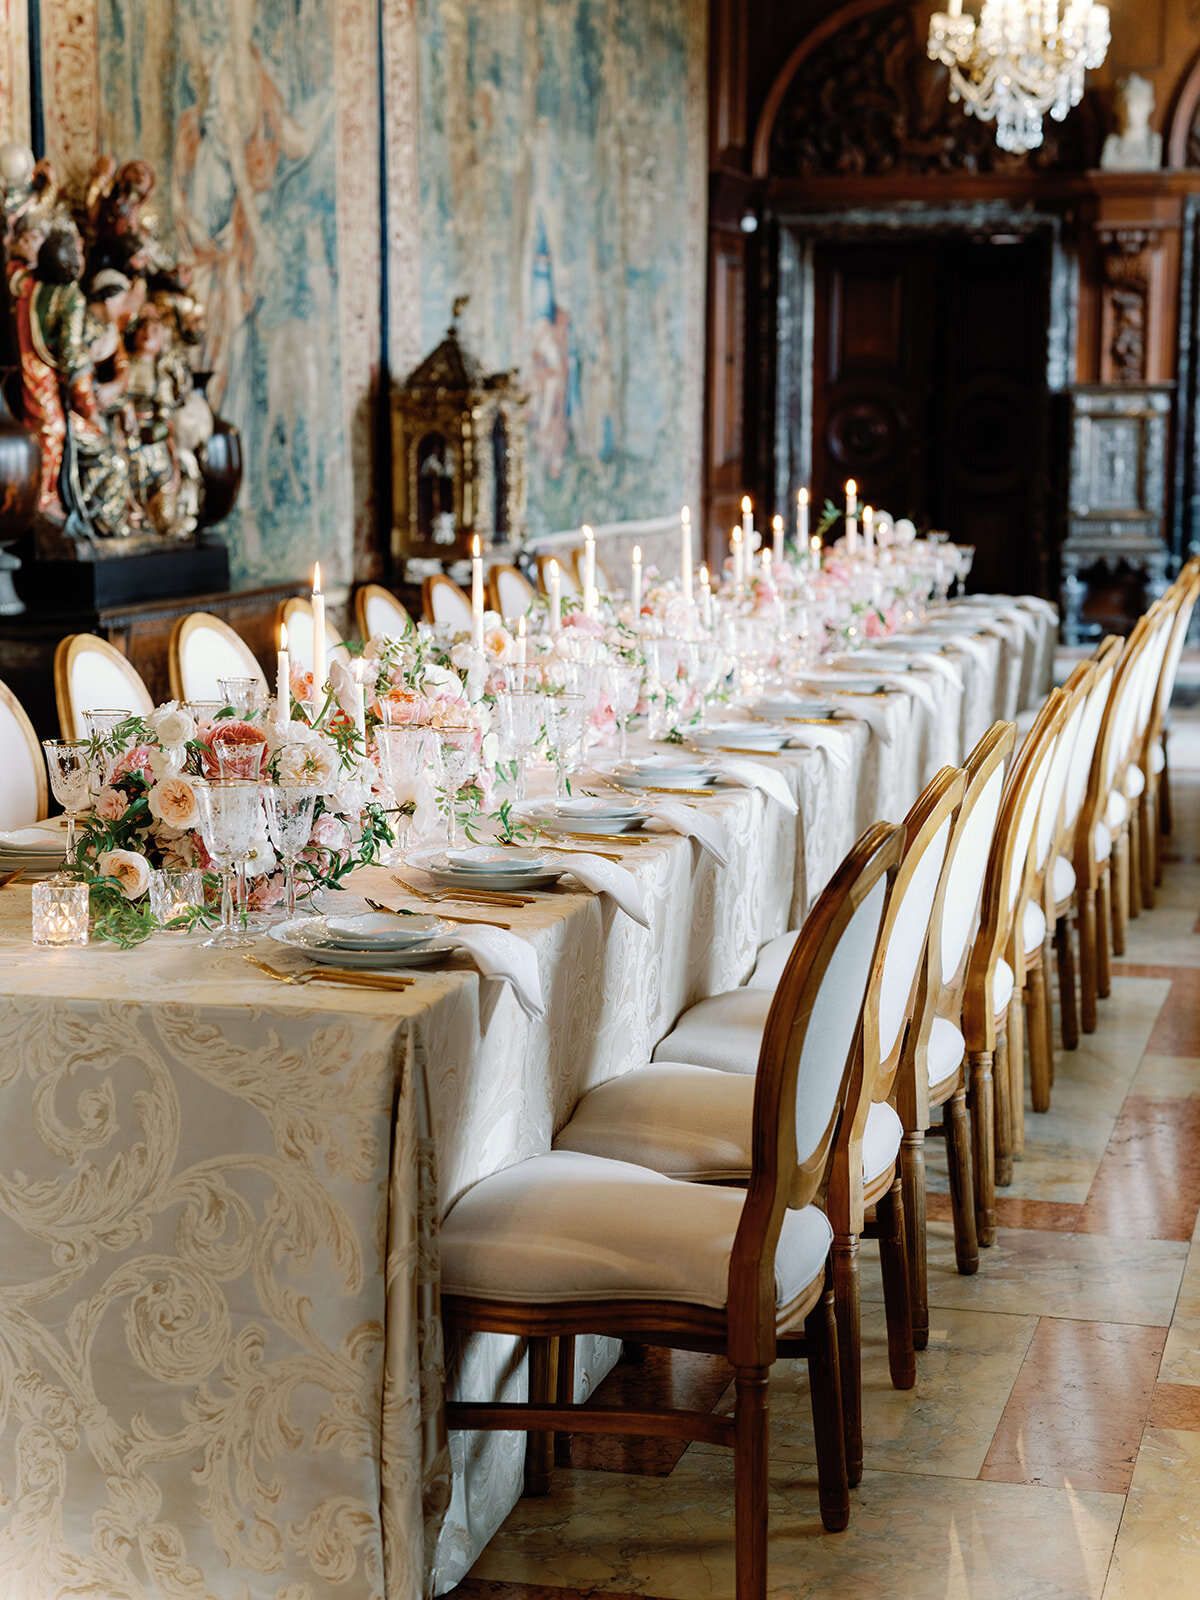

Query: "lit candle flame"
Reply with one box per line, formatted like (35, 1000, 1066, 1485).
(633, 545, 641, 562)
(472, 534, 481, 558)
(700, 563, 709, 584)
(772, 513, 783, 531)
(846, 479, 857, 497)
(799, 487, 809, 506)
(312, 561, 321, 594)
(681, 505, 690, 525)
(740, 495, 751, 514)
(280, 622, 288, 650)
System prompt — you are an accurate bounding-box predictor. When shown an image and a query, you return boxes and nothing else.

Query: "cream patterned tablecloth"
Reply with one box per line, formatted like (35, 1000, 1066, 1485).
(0, 602, 1054, 1598)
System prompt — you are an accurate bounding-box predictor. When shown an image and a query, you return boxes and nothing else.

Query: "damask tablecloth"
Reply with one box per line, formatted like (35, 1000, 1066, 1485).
(0, 600, 1055, 1598)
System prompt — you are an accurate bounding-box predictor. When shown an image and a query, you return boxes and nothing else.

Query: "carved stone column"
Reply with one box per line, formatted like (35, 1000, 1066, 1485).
(1096, 226, 1162, 387)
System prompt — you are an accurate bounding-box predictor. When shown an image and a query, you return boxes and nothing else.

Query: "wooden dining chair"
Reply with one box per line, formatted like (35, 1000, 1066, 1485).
(53, 633, 155, 740)
(895, 720, 1015, 1345)
(536, 552, 579, 597)
(1137, 564, 1200, 904)
(1050, 640, 1120, 1045)
(556, 772, 963, 1485)
(354, 582, 412, 642)
(1123, 598, 1176, 921)
(276, 596, 350, 679)
(1020, 662, 1094, 1115)
(1149, 557, 1200, 859)
(443, 823, 905, 1597)
(168, 613, 268, 704)
(488, 561, 534, 619)
(421, 572, 474, 631)
(1092, 608, 1159, 959)
(961, 688, 1065, 1242)
(0, 674, 48, 827)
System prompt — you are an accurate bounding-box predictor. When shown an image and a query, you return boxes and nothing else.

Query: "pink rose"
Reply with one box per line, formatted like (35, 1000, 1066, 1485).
(290, 665, 317, 705)
(248, 871, 287, 911)
(95, 786, 127, 822)
(110, 744, 155, 784)
(564, 611, 605, 639)
(310, 813, 351, 854)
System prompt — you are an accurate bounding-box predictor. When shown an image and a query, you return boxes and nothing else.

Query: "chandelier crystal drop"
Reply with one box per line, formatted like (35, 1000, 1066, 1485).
(927, 0, 1110, 155)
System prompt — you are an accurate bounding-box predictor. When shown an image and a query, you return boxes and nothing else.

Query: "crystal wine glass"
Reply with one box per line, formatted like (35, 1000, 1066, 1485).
(218, 677, 265, 717)
(376, 725, 438, 856)
(261, 783, 317, 918)
(435, 725, 481, 848)
(41, 739, 92, 870)
(602, 662, 643, 759)
(543, 693, 587, 800)
(493, 691, 547, 801)
(193, 779, 259, 947)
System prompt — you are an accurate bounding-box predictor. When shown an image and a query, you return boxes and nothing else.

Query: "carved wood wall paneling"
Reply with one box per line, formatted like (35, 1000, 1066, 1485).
(1096, 227, 1161, 384)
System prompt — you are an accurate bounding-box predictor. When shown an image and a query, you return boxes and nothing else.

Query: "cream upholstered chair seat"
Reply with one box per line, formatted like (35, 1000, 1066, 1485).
(1150, 741, 1166, 776)
(653, 987, 771, 1073)
(0, 678, 48, 827)
(557, 1065, 905, 1189)
(1023, 898, 1047, 954)
(1125, 764, 1146, 799)
(1105, 789, 1128, 829)
(356, 584, 411, 640)
(439, 1150, 833, 1313)
(993, 956, 1015, 1014)
(1053, 855, 1076, 902)
(423, 574, 475, 631)
(1094, 820, 1113, 862)
(491, 563, 535, 619)
(928, 1016, 966, 1090)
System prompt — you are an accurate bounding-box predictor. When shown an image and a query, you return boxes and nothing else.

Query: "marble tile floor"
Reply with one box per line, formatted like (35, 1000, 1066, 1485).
(447, 718, 1200, 1600)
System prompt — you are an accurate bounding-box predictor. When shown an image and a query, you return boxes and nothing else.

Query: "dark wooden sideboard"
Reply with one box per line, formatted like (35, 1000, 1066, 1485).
(0, 580, 309, 740)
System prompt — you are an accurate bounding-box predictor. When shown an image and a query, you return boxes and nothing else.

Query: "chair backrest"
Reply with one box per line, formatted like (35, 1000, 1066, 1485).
(730, 820, 904, 1354)
(537, 553, 579, 597)
(1142, 568, 1200, 765)
(277, 596, 350, 677)
(870, 766, 966, 1110)
(168, 613, 268, 704)
(355, 583, 412, 643)
(54, 633, 155, 740)
(938, 721, 1017, 998)
(1091, 609, 1157, 824)
(1062, 639, 1120, 845)
(1032, 660, 1095, 887)
(0, 675, 48, 826)
(488, 563, 534, 619)
(422, 574, 475, 631)
(963, 687, 1066, 1044)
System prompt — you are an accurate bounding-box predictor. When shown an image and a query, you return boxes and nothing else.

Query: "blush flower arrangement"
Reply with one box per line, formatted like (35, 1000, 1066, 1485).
(69, 694, 393, 947)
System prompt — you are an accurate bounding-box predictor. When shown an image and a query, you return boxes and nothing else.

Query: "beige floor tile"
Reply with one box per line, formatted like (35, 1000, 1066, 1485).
(1159, 1234, 1200, 1386)
(712, 1303, 1036, 1481)
(1103, 1428, 1200, 1599)
(1130, 1054, 1200, 1098)
(860, 1223, 1188, 1326)
(468, 1450, 1124, 1600)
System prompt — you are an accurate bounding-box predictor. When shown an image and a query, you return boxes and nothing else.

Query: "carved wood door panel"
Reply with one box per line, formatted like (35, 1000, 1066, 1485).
(810, 235, 1050, 594)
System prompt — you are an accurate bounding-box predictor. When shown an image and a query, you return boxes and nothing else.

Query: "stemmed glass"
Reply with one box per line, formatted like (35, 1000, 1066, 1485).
(376, 725, 439, 855)
(218, 677, 265, 717)
(261, 783, 317, 918)
(602, 662, 643, 759)
(41, 740, 92, 870)
(435, 726, 480, 848)
(543, 693, 586, 799)
(84, 708, 132, 791)
(212, 726, 268, 780)
(193, 779, 260, 947)
(493, 691, 546, 801)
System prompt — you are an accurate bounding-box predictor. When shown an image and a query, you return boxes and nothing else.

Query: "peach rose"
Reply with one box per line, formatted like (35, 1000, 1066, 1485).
(97, 848, 152, 900)
(148, 775, 200, 830)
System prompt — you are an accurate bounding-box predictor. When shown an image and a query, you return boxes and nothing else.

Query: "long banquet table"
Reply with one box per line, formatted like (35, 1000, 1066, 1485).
(0, 600, 1055, 1598)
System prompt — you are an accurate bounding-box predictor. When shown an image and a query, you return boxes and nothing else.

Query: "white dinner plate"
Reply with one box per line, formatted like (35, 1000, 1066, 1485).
(692, 722, 793, 752)
(553, 796, 645, 821)
(406, 845, 565, 892)
(854, 651, 916, 671)
(440, 845, 552, 877)
(620, 753, 720, 782)
(319, 912, 451, 952)
(269, 917, 459, 969)
(746, 696, 838, 722)
(815, 675, 890, 695)
(0, 828, 67, 854)
(517, 800, 648, 836)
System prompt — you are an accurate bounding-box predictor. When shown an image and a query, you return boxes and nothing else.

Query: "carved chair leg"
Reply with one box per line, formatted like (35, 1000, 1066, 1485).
(1077, 887, 1098, 1033)
(554, 1336, 576, 1466)
(1160, 736, 1172, 840)
(1056, 911, 1079, 1051)
(993, 1020, 1013, 1187)
(1112, 829, 1129, 958)
(524, 1336, 558, 1496)
(945, 1084, 979, 1276)
(832, 1235, 863, 1487)
(1007, 997, 1025, 1161)
(1026, 958, 1052, 1115)
(1042, 936, 1057, 1088)
(1097, 867, 1113, 998)
(734, 1364, 770, 1599)
(804, 1276, 849, 1533)
(900, 1130, 928, 1352)
(1129, 800, 1142, 920)
(966, 1047, 996, 1248)
(876, 1175, 915, 1391)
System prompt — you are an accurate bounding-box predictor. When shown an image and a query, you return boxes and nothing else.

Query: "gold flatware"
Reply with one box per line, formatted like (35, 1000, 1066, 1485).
(543, 830, 650, 848)
(0, 868, 26, 889)
(513, 837, 626, 862)
(389, 872, 532, 907)
(364, 896, 511, 931)
(244, 955, 415, 991)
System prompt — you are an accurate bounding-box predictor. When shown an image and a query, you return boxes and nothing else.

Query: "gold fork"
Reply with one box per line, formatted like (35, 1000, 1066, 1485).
(364, 896, 511, 931)
(389, 872, 533, 907)
(243, 954, 414, 991)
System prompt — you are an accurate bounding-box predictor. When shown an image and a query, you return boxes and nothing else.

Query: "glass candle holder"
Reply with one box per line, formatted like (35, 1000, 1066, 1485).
(32, 880, 89, 947)
(148, 868, 204, 929)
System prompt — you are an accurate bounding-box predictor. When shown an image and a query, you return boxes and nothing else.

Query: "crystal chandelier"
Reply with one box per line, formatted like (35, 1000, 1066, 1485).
(927, 0, 1110, 154)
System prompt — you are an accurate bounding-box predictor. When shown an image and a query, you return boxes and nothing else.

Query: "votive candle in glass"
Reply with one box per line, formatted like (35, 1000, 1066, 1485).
(32, 880, 89, 947)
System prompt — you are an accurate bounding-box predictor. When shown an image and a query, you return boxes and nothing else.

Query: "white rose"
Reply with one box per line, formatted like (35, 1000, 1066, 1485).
(147, 775, 200, 830)
(449, 641, 476, 673)
(98, 848, 152, 900)
(328, 658, 362, 722)
(420, 664, 465, 698)
(244, 827, 278, 877)
(276, 737, 339, 791)
(148, 744, 186, 782)
(147, 703, 197, 748)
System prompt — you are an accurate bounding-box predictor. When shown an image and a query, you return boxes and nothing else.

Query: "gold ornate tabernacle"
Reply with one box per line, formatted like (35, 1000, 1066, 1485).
(390, 298, 528, 562)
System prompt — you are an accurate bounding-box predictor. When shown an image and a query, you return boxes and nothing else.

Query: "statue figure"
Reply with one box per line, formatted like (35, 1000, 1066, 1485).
(1101, 75, 1163, 173)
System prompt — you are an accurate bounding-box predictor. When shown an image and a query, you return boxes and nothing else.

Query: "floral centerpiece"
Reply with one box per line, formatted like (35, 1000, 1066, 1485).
(69, 693, 393, 946)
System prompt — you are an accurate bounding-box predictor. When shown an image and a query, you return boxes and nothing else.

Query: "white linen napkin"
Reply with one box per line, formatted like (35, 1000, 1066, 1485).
(832, 649, 964, 690)
(912, 631, 991, 669)
(1017, 595, 1059, 623)
(549, 851, 649, 927)
(714, 757, 799, 815)
(645, 799, 730, 866)
(782, 724, 853, 773)
(444, 925, 546, 1019)
(825, 696, 895, 745)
